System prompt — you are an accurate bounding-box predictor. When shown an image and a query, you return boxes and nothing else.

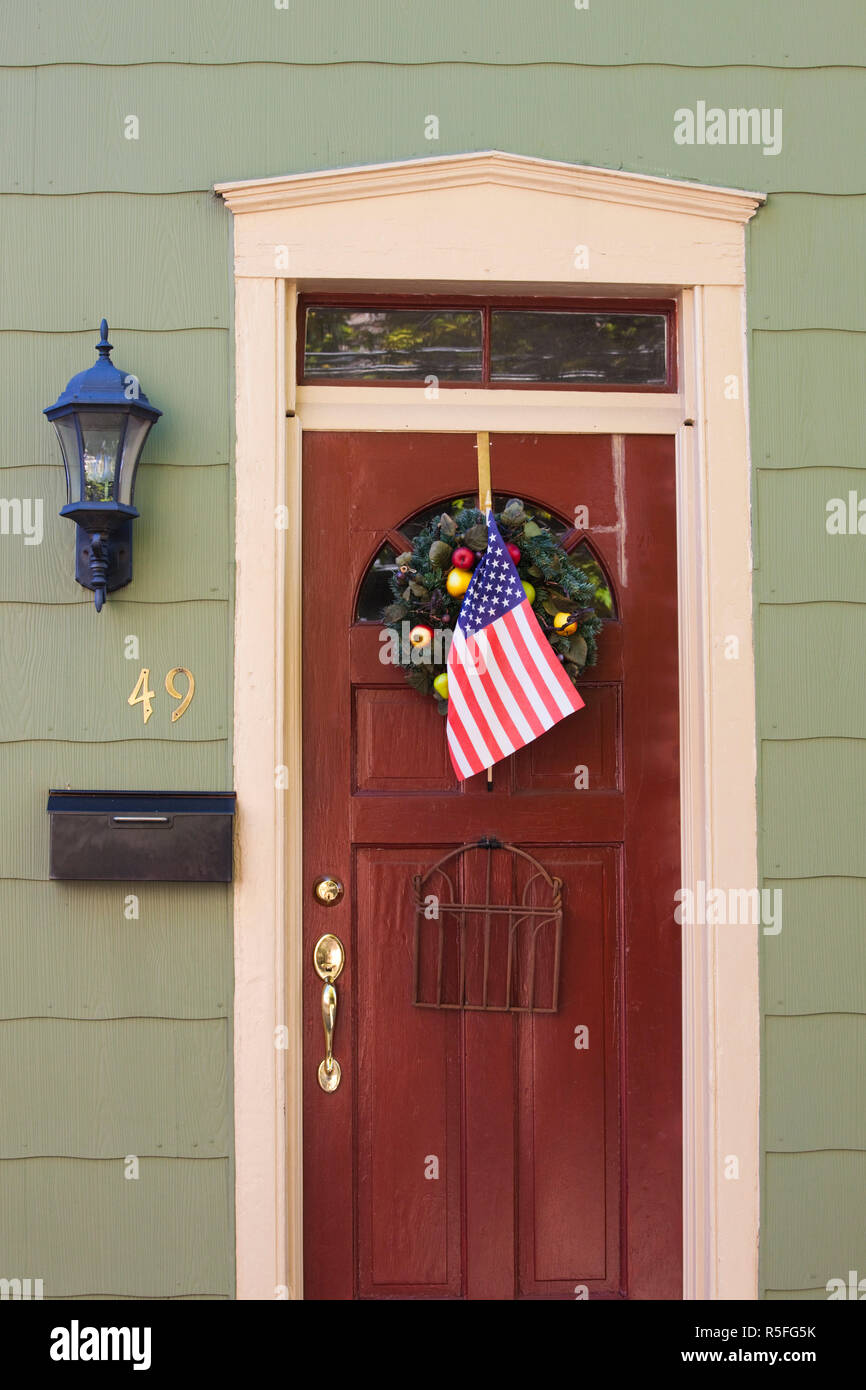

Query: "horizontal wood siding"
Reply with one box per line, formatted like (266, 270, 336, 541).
(1, 9, 862, 1300)
(756, 470, 866, 601)
(0, 1018, 230, 1158)
(757, 605, 866, 737)
(0, 65, 860, 195)
(0, 1158, 233, 1298)
(753, 203, 866, 1294)
(762, 1154, 866, 1295)
(762, 880, 866, 1015)
(0, 880, 231, 1019)
(3, 0, 864, 66)
(0, 196, 228, 330)
(751, 333, 866, 468)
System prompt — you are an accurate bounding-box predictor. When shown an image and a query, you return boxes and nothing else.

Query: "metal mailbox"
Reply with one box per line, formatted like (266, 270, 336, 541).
(47, 790, 236, 882)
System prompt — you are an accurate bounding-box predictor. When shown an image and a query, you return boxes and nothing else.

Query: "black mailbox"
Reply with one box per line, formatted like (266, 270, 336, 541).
(47, 790, 236, 882)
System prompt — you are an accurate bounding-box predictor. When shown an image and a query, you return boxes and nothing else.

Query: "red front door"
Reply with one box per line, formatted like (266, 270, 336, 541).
(302, 432, 681, 1299)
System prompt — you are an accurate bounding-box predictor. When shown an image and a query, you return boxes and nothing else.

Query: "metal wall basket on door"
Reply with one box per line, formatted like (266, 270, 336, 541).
(412, 839, 564, 1014)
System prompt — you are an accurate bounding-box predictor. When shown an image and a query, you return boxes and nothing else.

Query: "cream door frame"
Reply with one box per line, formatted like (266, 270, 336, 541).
(216, 151, 765, 1302)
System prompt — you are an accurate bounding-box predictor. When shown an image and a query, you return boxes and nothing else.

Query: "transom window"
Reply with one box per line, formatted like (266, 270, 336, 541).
(300, 296, 676, 390)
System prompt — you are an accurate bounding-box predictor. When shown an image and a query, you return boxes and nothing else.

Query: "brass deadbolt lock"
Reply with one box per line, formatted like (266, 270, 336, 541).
(313, 875, 344, 906)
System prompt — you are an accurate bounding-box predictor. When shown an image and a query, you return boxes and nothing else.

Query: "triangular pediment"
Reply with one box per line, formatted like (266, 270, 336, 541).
(216, 149, 763, 223)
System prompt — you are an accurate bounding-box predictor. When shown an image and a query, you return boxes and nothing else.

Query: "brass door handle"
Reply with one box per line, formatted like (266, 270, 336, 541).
(313, 933, 345, 1093)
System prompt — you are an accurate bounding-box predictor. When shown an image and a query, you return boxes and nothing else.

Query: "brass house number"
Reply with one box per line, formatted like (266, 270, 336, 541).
(128, 667, 196, 725)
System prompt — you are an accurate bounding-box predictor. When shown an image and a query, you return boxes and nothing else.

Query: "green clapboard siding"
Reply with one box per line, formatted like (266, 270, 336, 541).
(762, 1153, 866, 1292)
(3, 330, 230, 470)
(0, 1017, 230, 1158)
(0, 880, 231, 1020)
(23, 65, 866, 196)
(0, 602, 230, 741)
(0, 68, 33, 191)
(756, 604, 866, 738)
(0, 741, 229, 881)
(762, 879, 866, 1016)
(751, 332, 866, 471)
(0, 466, 231, 604)
(765, 1015, 866, 1151)
(762, 741, 866, 880)
(0, 1157, 233, 1298)
(0, 195, 229, 331)
(4, 0, 864, 66)
(756, 470, 866, 602)
(748, 196, 866, 331)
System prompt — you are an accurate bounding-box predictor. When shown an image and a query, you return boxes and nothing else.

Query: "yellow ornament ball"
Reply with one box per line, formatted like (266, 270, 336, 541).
(433, 672, 449, 700)
(446, 567, 472, 597)
(521, 580, 536, 605)
(553, 611, 578, 636)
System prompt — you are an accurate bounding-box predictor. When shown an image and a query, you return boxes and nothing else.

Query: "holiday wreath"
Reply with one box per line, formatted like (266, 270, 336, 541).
(380, 498, 603, 712)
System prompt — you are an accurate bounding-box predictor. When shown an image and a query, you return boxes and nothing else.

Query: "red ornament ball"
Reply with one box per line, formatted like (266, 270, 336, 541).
(452, 546, 475, 571)
(409, 624, 434, 650)
(506, 543, 521, 564)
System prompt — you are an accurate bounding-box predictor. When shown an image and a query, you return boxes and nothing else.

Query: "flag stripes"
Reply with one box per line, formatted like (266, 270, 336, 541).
(445, 510, 585, 779)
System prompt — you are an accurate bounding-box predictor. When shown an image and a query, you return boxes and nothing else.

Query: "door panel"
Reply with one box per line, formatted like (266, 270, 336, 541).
(355, 846, 462, 1298)
(353, 687, 455, 793)
(516, 845, 620, 1294)
(302, 431, 681, 1299)
(511, 683, 622, 794)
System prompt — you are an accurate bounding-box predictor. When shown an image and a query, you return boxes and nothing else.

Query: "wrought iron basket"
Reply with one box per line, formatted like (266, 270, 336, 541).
(412, 838, 564, 1013)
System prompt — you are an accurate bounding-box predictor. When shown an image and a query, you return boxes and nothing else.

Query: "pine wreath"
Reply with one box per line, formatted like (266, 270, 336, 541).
(380, 498, 603, 713)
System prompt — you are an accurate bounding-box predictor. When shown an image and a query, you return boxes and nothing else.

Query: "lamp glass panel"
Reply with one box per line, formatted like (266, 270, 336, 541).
(117, 414, 152, 505)
(80, 412, 125, 502)
(52, 415, 83, 503)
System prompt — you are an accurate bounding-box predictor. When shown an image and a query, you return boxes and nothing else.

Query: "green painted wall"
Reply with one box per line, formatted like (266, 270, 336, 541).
(2, 2, 863, 1299)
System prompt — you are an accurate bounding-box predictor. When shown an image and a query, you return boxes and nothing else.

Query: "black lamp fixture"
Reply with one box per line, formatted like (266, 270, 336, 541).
(44, 319, 161, 612)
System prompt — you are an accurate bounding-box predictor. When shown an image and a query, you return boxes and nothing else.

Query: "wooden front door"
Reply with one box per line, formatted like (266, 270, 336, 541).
(302, 432, 681, 1300)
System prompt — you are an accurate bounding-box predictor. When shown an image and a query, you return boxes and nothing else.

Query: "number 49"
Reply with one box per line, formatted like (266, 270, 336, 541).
(128, 667, 195, 725)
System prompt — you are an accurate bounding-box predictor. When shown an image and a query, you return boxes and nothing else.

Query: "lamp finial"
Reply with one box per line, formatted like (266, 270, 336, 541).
(96, 319, 113, 359)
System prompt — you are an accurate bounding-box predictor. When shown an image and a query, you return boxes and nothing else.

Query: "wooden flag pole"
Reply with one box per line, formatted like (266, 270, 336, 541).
(476, 431, 494, 790)
(476, 430, 492, 512)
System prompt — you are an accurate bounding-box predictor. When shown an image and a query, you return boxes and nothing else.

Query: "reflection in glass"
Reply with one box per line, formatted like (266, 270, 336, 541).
(80, 413, 124, 502)
(52, 415, 82, 501)
(569, 540, 617, 620)
(490, 311, 668, 385)
(356, 543, 399, 621)
(304, 308, 483, 381)
(116, 415, 151, 505)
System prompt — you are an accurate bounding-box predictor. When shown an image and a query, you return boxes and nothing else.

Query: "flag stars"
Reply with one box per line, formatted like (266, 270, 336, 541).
(454, 515, 527, 639)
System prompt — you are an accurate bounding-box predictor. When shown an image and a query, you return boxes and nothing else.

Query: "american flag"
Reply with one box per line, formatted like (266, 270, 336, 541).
(446, 511, 585, 779)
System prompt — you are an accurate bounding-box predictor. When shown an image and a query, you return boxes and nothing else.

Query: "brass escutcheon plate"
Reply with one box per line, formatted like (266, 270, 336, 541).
(313, 933, 345, 983)
(317, 1058, 341, 1093)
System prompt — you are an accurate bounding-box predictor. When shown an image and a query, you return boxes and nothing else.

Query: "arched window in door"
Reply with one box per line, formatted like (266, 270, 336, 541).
(354, 493, 618, 623)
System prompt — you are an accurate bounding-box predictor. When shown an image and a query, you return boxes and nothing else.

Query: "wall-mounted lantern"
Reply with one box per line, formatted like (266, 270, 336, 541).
(44, 319, 161, 612)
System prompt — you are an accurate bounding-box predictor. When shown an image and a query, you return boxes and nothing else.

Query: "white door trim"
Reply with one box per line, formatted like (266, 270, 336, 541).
(217, 151, 764, 1301)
